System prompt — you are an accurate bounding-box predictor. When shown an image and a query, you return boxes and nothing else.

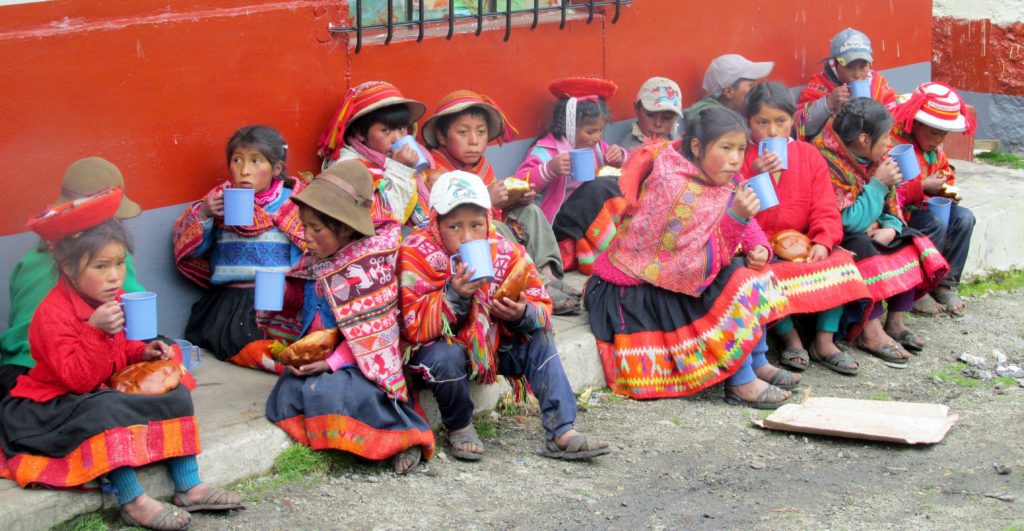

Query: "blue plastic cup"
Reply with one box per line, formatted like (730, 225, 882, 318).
(450, 239, 494, 282)
(758, 137, 789, 170)
(849, 79, 871, 99)
(174, 339, 202, 372)
(744, 173, 780, 211)
(254, 270, 286, 311)
(927, 197, 952, 228)
(121, 292, 158, 341)
(391, 135, 430, 172)
(888, 144, 921, 181)
(223, 188, 255, 226)
(570, 148, 596, 182)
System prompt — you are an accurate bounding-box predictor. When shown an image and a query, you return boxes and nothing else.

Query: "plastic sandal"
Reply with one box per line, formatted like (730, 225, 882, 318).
(808, 344, 859, 375)
(779, 347, 809, 371)
(855, 338, 910, 367)
(724, 385, 791, 410)
(763, 367, 801, 390)
(391, 446, 422, 475)
(172, 485, 244, 512)
(448, 426, 484, 461)
(540, 433, 611, 460)
(121, 502, 191, 530)
(886, 329, 924, 353)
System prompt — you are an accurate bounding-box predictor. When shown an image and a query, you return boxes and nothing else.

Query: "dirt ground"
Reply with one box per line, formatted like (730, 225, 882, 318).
(181, 289, 1023, 530)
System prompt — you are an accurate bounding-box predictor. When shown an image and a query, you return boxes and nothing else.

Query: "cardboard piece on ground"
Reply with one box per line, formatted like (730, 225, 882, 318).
(752, 397, 958, 445)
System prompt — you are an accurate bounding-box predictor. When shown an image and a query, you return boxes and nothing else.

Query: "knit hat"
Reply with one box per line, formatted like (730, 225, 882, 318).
(291, 161, 376, 237)
(429, 170, 491, 216)
(57, 157, 140, 219)
(27, 186, 123, 241)
(894, 81, 976, 134)
(635, 77, 683, 117)
(830, 28, 873, 66)
(316, 81, 427, 163)
(702, 54, 774, 97)
(420, 90, 520, 149)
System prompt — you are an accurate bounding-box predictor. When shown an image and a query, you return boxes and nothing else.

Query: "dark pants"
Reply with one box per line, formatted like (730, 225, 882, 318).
(409, 330, 576, 441)
(0, 365, 29, 399)
(908, 205, 975, 288)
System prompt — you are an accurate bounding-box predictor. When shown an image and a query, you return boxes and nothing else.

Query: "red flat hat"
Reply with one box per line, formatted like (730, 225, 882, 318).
(548, 77, 617, 100)
(26, 186, 122, 241)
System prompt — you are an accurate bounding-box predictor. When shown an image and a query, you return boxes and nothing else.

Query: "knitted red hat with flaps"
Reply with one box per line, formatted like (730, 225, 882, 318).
(26, 186, 122, 242)
(548, 77, 618, 100)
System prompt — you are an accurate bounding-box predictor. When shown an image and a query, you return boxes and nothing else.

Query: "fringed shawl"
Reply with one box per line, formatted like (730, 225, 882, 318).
(813, 120, 905, 223)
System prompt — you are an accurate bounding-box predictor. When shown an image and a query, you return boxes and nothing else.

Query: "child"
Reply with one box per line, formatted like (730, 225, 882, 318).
(1, 157, 145, 397)
(684, 54, 774, 124)
(173, 125, 306, 363)
(261, 161, 434, 475)
(400, 171, 610, 461)
(891, 82, 976, 317)
(617, 76, 684, 151)
(795, 28, 898, 140)
(741, 82, 871, 375)
(420, 90, 580, 314)
(813, 99, 949, 364)
(514, 77, 628, 275)
(317, 80, 426, 224)
(0, 213, 241, 530)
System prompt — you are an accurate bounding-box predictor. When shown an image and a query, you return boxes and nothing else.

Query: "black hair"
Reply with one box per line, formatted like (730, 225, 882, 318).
(743, 81, 796, 119)
(542, 98, 612, 140)
(226, 125, 291, 187)
(53, 219, 134, 279)
(344, 105, 412, 143)
(832, 98, 893, 146)
(438, 203, 488, 222)
(297, 204, 351, 238)
(434, 106, 492, 143)
(680, 106, 749, 165)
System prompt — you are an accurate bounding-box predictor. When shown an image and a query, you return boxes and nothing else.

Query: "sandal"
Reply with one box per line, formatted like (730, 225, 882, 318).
(448, 426, 484, 461)
(763, 367, 800, 390)
(547, 284, 581, 316)
(121, 502, 191, 530)
(172, 485, 244, 512)
(931, 288, 965, 317)
(886, 329, 924, 353)
(391, 446, 422, 475)
(912, 294, 942, 317)
(855, 338, 910, 367)
(808, 344, 859, 375)
(724, 385, 791, 410)
(547, 278, 583, 298)
(541, 433, 611, 460)
(779, 347, 809, 371)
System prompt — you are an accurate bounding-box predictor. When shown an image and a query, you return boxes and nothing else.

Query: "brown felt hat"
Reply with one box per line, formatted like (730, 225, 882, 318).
(56, 157, 141, 219)
(291, 161, 376, 237)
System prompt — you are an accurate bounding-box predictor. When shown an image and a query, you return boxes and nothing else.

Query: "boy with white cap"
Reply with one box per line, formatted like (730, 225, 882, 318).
(618, 76, 684, 150)
(399, 171, 610, 462)
(684, 54, 774, 124)
(795, 28, 898, 139)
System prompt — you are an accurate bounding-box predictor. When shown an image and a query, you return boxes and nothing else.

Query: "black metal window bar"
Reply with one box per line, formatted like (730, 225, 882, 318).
(335, 0, 630, 53)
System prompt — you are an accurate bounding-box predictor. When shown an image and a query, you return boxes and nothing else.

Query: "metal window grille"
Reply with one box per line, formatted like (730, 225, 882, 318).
(333, 0, 631, 52)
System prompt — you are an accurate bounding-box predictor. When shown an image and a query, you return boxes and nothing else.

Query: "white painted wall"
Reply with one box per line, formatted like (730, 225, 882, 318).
(934, 0, 1024, 24)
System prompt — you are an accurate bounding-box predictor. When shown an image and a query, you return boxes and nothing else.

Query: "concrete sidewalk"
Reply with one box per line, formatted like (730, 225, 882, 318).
(2, 158, 1021, 530)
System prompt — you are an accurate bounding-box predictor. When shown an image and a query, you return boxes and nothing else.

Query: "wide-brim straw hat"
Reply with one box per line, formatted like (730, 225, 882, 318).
(291, 160, 376, 237)
(56, 157, 141, 219)
(420, 90, 518, 149)
(317, 81, 426, 161)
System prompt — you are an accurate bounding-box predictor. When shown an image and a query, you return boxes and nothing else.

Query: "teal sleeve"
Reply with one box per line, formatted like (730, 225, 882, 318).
(878, 213, 904, 234)
(122, 253, 146, 292)
(840, 179, 889, 233)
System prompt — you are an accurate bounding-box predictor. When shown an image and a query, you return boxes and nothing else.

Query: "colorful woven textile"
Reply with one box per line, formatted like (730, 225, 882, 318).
(550, 177, 628, 276)
(813, 119, 905, 224)
(795, 68, 897, 139)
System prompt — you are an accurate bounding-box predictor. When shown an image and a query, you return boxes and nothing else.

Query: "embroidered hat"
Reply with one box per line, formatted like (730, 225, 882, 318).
(27, 186, 123, 241)
(420, 90, 520, 149)
(316, 81, 427, 163)
(636, 77, 683, 117)
(894, 81, 976, 134)
(57, 157, 140, 219)
(830, 28, 873, 66)
(702, 54, 774, 97)
(429, 170, 491, 216)
(291, 160, 376, 237)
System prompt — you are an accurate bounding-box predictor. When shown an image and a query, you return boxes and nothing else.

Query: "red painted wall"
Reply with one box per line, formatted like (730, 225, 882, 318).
(933, 17, 1024, 97)
(0, 0, 932, 236)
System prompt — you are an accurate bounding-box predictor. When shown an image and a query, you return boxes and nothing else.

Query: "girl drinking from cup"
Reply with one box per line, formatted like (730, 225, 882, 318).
(813, 99, 949, 366)
(2, 207, 241, 530)
(173, 125, 306, 364)
(514, 77, 628, 275)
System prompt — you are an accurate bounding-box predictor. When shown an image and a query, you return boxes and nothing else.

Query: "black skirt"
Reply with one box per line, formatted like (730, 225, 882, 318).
(185, 286, 261, 360)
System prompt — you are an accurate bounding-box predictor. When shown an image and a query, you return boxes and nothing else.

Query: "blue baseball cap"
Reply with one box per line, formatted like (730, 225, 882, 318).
(830, 28, 873, 66)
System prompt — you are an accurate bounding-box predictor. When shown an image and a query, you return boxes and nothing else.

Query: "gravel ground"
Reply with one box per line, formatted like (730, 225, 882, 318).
(173, 289, 1024, 530)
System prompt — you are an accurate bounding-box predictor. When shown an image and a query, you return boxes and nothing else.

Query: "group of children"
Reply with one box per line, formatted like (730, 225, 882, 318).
(0, 25, 978, 531)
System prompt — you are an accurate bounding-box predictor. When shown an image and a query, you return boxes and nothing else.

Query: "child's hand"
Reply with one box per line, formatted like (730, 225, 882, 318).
(873, 158, 902, 187)
(605, 145, 625, 167)
(828, 84, 852, 112)
(868, 226, 897, 245)
(752, 151, 783, 174)
(199, 190, 224, 219)
(141, 340, 173, 361)
(745, 245, 770, 270)
(492, 293, 527, 322)
(730, 186, 761, 220)
(922, 171, 947, 196)
(488, 180, 509, 209)
(288, 360, 330, 377)
(391, 144, 419, 168)
(518, 190, 538, 205)
(547, 153, 572, 176)
(89, 301, 125, 335)
(450, 262, 489, 299)
(806, 243, 830, 262)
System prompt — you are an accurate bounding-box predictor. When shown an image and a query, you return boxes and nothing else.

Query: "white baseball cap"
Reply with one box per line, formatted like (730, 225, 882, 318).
(429, 170, 492, 215)
(636, 77, 683, 117)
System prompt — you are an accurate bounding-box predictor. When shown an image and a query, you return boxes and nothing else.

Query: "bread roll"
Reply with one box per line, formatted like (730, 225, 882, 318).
(108, 360, 183, 395)
(494, 259, 531, 302)
(271, 328, 341, 368)
(771, 229, 812, 262)
(503, 177, 532, 205)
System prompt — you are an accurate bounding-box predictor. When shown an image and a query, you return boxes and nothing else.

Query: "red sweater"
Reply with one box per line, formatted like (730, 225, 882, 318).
(740, 139, 844, 250)
(10, 277, 145, 403)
